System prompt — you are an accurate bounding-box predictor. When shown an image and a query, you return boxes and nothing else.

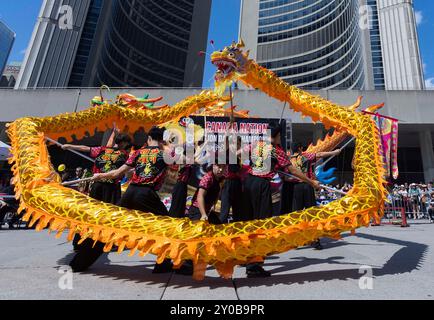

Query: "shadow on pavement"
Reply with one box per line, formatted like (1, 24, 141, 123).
(56, 232, 428, 289)
(235, 232, 428, 288)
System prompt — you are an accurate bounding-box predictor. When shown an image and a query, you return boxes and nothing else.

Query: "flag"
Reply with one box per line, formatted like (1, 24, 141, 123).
(374, 115, 399, 180)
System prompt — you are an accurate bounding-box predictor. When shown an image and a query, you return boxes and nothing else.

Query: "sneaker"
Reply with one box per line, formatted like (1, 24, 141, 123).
(312, 240, 323, 250)
(246, 265, 271, 278)
(152, 259, 173, 274)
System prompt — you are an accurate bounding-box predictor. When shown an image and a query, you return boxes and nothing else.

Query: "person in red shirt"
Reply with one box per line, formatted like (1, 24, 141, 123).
(290, 142, 341, 211)
(242, 124, 320, 278)
(63, 130, 132, 270)
(219, 135, 243, 223)
(188, 164, 226, 222)
(168, 164, 193, 218)
(176, 163, 226, 276)
(291, 142, 341, 250)
(84, 127, 180, 274)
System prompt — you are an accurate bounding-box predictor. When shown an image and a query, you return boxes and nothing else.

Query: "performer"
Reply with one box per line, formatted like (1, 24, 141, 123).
(279, 177, 295, 216)
(79, 127, 177, 274)
(177, 163, 226, 276)
(188, 164, 226, 222)
(168, 164, 193, 218)
(168, 137, 209, 218)
(63, 129, 132, 248)
(291, 142, 341, 250)
(0, 178, 20, 229)
(241, 124, 320, 277)
(64, 131, 132, 271)
(219, 135, 243, 223)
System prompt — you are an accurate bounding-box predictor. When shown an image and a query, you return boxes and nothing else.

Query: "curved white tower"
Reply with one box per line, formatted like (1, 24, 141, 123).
(240, 0, 366, 90)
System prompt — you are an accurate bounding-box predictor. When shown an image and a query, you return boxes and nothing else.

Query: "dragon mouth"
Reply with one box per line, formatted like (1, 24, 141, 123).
(212, 58, 237, 76)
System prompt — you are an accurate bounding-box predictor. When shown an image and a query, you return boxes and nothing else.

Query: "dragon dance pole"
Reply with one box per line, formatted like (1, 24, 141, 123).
(62, 177, 94, 187)
(319, 137, 356, 167)
(0, 195, 16, 200)
(278, 171, 348, 196)
(45, 137, 95, 163)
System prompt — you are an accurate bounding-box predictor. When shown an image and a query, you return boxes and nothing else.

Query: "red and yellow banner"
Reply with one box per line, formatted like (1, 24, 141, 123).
(374, 115, 399, 180)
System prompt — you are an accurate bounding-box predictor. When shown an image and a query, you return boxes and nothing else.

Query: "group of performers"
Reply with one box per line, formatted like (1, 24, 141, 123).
(61, 121, 341, 278)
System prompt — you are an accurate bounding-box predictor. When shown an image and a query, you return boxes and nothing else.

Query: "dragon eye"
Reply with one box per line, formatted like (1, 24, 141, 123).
(228, 53, 235, 58)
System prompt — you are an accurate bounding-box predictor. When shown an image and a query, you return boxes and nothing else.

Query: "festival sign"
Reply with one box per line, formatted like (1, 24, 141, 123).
(179, 116, 289, 186)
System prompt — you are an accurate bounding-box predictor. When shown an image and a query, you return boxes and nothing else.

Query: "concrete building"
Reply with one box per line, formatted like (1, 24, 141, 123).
(15, 0, 212, 89)
(0, 88, 433, 183)
(0, 20, 15, 76)
(239, 0, 425, 90)
(91, 0, 211, 88)
(375, 0, 425, 90)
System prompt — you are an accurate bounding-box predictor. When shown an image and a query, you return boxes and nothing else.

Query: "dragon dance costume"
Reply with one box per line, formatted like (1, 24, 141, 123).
(6, 40, 389, 280)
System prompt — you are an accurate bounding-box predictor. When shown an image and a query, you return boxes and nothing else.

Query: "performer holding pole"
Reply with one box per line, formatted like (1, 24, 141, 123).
(65, 126, 132, 271)
(176, 163, 227, 276)
(84, 127, 178, 274)
(219, 90, 243, 224)
(168, 131, 208, 219)
(46, 137, 95, 163)
(241, 124, 320, 277)
(290, 142, 341, 250)
(220, 134, 243, 223)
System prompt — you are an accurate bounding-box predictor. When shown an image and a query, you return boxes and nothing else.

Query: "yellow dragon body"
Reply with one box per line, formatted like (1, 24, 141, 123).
(7, 41, 387, 280)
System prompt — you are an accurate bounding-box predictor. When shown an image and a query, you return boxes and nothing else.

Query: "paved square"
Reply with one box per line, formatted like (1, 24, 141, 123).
(0, 221, 433, 300)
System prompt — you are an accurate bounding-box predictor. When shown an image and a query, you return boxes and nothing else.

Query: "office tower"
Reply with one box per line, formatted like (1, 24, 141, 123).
(92, 0, 211, 88)
(16, 0, 211, 89)
(240, 0, 366, 90)
(375, 0, 425, 89)
(240, 0, 425, 90)
(0, 20, 15, 76)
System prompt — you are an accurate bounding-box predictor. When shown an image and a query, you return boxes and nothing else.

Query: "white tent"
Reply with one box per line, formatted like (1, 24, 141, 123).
(0, 141, 11, 161)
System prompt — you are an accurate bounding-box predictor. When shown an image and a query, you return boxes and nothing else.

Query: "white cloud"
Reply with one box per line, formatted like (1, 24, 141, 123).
(20, 49, 27, 55)
(423, 63, 427, 73)
(415, 11, 423, 26)
(425, 78, 434, 90)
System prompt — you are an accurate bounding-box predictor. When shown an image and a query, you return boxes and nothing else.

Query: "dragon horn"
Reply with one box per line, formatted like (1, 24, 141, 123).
(365, 102, 385, 113)
(237, 39, 245, 48)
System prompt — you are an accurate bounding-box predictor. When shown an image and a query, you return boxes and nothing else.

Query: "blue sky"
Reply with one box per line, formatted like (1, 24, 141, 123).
(0, 0, 432, 88)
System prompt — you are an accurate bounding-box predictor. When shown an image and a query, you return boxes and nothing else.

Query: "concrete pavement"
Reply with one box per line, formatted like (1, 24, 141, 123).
(0, 221, 433, 300)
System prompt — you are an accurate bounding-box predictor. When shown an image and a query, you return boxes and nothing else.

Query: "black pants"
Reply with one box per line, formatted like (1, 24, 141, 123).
(169, 181, 188, 218)
(241, 175, 272, 272)
(70, 184, 168, 272)
(119, 184, 168, 216)
(90, 181, 122, 205)
(429, 208, 434, 220)
(279, 182, 295, 216)
(241, 175, 272, 221)
(292, 183, 316, 211)
(72, 182, 121, 249)
(220, 178, 243, 223)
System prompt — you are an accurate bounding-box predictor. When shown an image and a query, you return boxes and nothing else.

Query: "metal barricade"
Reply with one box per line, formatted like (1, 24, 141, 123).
(382, 196, 409, 227)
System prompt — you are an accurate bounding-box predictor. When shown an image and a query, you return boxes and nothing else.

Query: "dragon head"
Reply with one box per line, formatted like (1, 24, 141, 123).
(211, 39, 250, 94)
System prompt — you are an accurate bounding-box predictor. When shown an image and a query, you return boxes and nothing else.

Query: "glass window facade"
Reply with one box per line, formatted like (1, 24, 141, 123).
(69, 0, 104, 87)
(96, 0, 197, 87)
(0, 21, 15, 76)
(256, 0, 365, 90)
(367, 0, 385, 90)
